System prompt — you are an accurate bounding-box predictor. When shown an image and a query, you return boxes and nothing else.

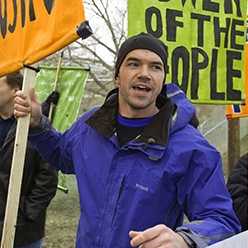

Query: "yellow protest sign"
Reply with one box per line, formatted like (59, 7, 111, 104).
(0, 0, 86, 77)
(128, 0, 248, 104)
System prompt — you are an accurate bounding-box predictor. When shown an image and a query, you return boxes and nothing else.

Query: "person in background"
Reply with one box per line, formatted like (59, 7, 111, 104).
(227, 153, 248, 231)
(14, 33, 240, 248)
(0, 71, 58, 248)
(41, 90, 60, 117)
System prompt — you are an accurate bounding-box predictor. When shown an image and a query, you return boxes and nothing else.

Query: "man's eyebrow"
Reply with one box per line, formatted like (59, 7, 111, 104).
(125, 57, 140, 62)
(125, 57, 163, 66)
(150, 61, 163, 66)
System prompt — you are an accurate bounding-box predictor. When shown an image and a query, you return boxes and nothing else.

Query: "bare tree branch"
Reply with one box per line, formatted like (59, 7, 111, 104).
(91, 35, 116, 55)
(76, 41, 113, 71)
(90, 0, 119, 50)
(43, 0, 126, 111)
(88, 69, 109, 92)
(87, 87, 106, 97)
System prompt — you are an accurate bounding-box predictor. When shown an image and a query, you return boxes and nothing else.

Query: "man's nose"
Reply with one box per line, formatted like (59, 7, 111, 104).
(138, 65, 151, 79)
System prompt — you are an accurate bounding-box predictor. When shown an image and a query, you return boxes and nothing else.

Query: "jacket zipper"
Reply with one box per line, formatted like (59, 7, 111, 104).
(111, 175, 126, 226)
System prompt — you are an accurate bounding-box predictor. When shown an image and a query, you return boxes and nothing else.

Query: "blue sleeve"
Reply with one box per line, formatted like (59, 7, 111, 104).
(177, 144, 241, 247)
(29, 115, 81, 174)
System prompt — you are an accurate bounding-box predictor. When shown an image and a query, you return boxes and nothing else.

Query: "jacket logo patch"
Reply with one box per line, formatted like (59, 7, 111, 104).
(135, 183, 149, 192)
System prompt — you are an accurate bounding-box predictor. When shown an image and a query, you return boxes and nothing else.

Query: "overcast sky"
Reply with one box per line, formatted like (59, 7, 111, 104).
(82, 0, 127, 64)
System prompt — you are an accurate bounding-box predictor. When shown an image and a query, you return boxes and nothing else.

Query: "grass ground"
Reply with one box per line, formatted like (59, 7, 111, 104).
(43, 175, 79, 248)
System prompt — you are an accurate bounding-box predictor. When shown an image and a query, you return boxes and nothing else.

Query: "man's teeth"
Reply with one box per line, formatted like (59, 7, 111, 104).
(133, 86, 150, 91)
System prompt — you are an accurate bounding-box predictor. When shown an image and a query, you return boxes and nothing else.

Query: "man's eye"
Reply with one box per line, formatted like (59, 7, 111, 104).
(128, 62, 139, 67)
(152, 65, 162, 70)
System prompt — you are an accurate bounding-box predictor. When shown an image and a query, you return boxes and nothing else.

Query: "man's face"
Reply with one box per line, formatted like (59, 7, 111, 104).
(0, 77, 16, 110)
(116, 49, 165, 118)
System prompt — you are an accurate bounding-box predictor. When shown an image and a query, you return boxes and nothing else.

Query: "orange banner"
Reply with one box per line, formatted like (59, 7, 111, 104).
(226, 43, 248, 119)
(0, 0, 86, 77)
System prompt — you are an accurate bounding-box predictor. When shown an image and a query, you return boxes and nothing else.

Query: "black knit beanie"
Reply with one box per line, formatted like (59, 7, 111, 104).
(114, 32, 169, 79)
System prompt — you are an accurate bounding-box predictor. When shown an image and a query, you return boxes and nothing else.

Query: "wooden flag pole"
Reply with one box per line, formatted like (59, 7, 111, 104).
(48, 52, 69, 194)
(48, 51, 64, 121)
(0, 68, 36, 248)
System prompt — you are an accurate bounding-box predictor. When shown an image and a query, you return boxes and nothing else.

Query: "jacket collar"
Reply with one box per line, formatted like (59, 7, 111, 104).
(85, 89, 175, 146)
(85, 92, 118, 138)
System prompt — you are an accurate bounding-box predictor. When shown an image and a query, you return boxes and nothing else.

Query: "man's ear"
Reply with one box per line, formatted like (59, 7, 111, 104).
(115, 77, 120, 88)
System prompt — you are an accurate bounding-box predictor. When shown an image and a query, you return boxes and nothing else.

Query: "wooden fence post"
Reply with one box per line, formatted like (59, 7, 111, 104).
(227, 118, 240, 176)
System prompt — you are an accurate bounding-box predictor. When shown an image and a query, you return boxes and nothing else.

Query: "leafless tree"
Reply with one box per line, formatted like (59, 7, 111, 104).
(65, 0, 127, 110)
(42, 0, 126, 111)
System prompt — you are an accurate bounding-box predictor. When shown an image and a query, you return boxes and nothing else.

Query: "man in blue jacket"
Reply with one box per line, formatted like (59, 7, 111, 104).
(14, 33, 240, 248)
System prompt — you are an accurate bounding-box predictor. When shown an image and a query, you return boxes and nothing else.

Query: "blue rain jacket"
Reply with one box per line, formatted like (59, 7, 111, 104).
(30, 83, 240, 247)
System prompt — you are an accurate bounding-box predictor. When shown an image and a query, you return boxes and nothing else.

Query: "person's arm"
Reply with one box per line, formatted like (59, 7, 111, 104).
(130, 137, 240, 248)
(28, 114, 80, 174)
(21, 156, 58, 221)
(41, 90, 60, 117)
(227, 153, 248, 231)
(14, 89, 75, 173)
(176, 146, 241, 247)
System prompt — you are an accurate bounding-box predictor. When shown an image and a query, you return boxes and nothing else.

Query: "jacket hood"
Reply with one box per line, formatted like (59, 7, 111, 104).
(165, 83, 198, 133)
